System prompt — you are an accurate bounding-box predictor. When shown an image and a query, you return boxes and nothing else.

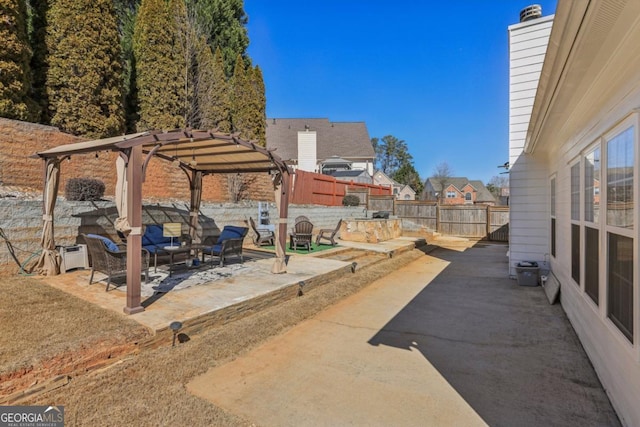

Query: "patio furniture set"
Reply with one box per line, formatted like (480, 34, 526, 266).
(83, 217, 343, 291)
(82, 223, 248, 290)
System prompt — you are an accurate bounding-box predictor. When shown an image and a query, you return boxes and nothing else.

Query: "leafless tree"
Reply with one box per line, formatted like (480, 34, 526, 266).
(226, 173, 257, 203)
(432, 162, 453, 204)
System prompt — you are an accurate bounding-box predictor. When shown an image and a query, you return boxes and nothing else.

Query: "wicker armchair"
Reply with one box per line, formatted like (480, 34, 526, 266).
(201, 226, 249, 267)
(82, 234, 150, 291)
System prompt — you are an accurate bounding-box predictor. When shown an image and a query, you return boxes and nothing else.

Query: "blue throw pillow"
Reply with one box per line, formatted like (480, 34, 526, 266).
(142, 224, 171, 246)
(87, 234, 119, 252)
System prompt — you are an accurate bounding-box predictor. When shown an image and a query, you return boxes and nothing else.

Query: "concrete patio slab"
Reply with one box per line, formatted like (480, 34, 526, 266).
(187, 240, 620, 427)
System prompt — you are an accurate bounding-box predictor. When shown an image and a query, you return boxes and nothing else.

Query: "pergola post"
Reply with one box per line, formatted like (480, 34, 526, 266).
(124, 145, 144, 314)
(279, 172, 290, 251)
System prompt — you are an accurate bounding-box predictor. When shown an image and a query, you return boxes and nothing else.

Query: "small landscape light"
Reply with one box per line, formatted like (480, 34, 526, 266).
(170, 321, 183, 347)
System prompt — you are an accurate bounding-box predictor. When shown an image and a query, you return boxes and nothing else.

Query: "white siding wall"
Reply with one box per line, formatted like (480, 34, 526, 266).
(352, 161, 373, 175)
(547, 89, 640, 427)
(297, 131, 317, 172)
(508, 16, 554, 275)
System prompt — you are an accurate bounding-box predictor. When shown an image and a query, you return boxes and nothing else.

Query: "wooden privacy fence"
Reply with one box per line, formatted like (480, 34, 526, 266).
(395, 201, 509, 241)
(289, 170, 391, 206)
(286, 171, 508, 241)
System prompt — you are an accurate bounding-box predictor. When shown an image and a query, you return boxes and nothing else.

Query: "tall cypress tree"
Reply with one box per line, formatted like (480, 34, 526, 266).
(230, 56, 266, 145)
(249, 65, 266, 146)
(0, 0, 38, 121)
(187, 0, 249, 78)
(134, 0, 186, 130)
(46, 0, 125, 137)
(116, 0, 140, 132)
(198, 46, 231, 132)
(230, 53, 249, 137)
(29, 0, 49, 122)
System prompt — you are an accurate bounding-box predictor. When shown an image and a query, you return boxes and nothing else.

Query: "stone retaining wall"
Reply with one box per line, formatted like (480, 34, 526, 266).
(0, 198, 365, 275)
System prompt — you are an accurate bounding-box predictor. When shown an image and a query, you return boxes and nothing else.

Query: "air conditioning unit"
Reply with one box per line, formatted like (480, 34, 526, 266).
(59, 244, 89, 273)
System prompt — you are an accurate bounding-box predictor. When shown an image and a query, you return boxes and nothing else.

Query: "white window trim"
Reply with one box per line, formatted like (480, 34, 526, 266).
(600, 113, 638, 353)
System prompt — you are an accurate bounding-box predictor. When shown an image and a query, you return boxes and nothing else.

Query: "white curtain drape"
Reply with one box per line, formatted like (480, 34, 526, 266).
(271, 172, 287, 273)
(189, 170, 203, 243)
(33, 158, 62, 275)
(114, 154, 131, 234)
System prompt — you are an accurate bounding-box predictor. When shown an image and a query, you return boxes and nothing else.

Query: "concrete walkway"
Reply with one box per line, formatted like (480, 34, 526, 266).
(187, 240, 620, 427)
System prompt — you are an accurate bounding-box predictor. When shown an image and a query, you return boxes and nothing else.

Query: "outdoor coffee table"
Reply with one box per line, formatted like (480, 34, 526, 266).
(155, 245, 203, 277)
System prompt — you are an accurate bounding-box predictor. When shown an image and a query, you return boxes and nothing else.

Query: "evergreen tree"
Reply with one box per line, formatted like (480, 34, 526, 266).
(198, 46, 231, 132)
(247, 65, 266, 146)
(187, 0, 249, 78)
(134, 0, 187, 130)
(28, 0, 48, 122)
(46, 0, 125, 137)
(393, 163, 424, 195)
(230, 53, 248, 136)
(116, 0, 140, 132)
(230, 56, 267, 144)
(373, 135, 411, 175)
(0, 0, 38, 121)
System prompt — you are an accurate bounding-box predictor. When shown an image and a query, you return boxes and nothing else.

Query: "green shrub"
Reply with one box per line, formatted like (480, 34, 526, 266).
(65, 178, 105, 201)
(342, 194, 361, 206)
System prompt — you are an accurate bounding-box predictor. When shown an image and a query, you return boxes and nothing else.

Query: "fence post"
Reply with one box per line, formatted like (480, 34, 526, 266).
(486, 205, 491, 240)
(436, 204, 440, 233)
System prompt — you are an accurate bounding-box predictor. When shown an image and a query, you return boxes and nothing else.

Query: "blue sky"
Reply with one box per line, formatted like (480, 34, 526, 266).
(245, 1, 558, 184)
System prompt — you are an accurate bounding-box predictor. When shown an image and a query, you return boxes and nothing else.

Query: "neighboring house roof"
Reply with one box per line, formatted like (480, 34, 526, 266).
(326, 170, 370, 178)
(399, 185, 416, 195)
(469, 180, 496, 203)
(321, 156, 351, 165)
(326, 169, 372, 184)
(265, 118, 375, 162)
(425, 177, 496, 203)
(373, 170, 404, 187)
(426, 177, 475, 192)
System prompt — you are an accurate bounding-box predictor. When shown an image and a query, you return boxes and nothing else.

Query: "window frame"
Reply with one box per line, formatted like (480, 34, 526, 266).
(583, 142, 602, 308)
(550, 175, 557, 259)
(570, 161, 581, 286)
(601, 115, 637, 346)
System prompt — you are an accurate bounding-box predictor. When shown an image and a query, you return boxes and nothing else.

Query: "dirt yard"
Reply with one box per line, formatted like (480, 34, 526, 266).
(1, 249, 424, 426)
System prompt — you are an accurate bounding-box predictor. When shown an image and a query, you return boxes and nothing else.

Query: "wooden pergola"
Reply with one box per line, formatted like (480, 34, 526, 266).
(33, 129, 292, 314)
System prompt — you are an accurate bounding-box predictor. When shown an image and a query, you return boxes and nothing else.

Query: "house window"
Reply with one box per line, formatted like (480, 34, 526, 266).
(608, 233, 633, 342)
(446, 191, 456, 198)
(404, 194, 410, 200)
(570, 163, 580, 285)
(585, 226, 599, 305)
(465, 192, 472, 201)
(571, 163, 580, 221)
(550, 177, 556, 258)
(605, 124, 634, 342)
(607, 126, 634, 229)
(584, 147, 600, 305)
(584, 148, 600, 223)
